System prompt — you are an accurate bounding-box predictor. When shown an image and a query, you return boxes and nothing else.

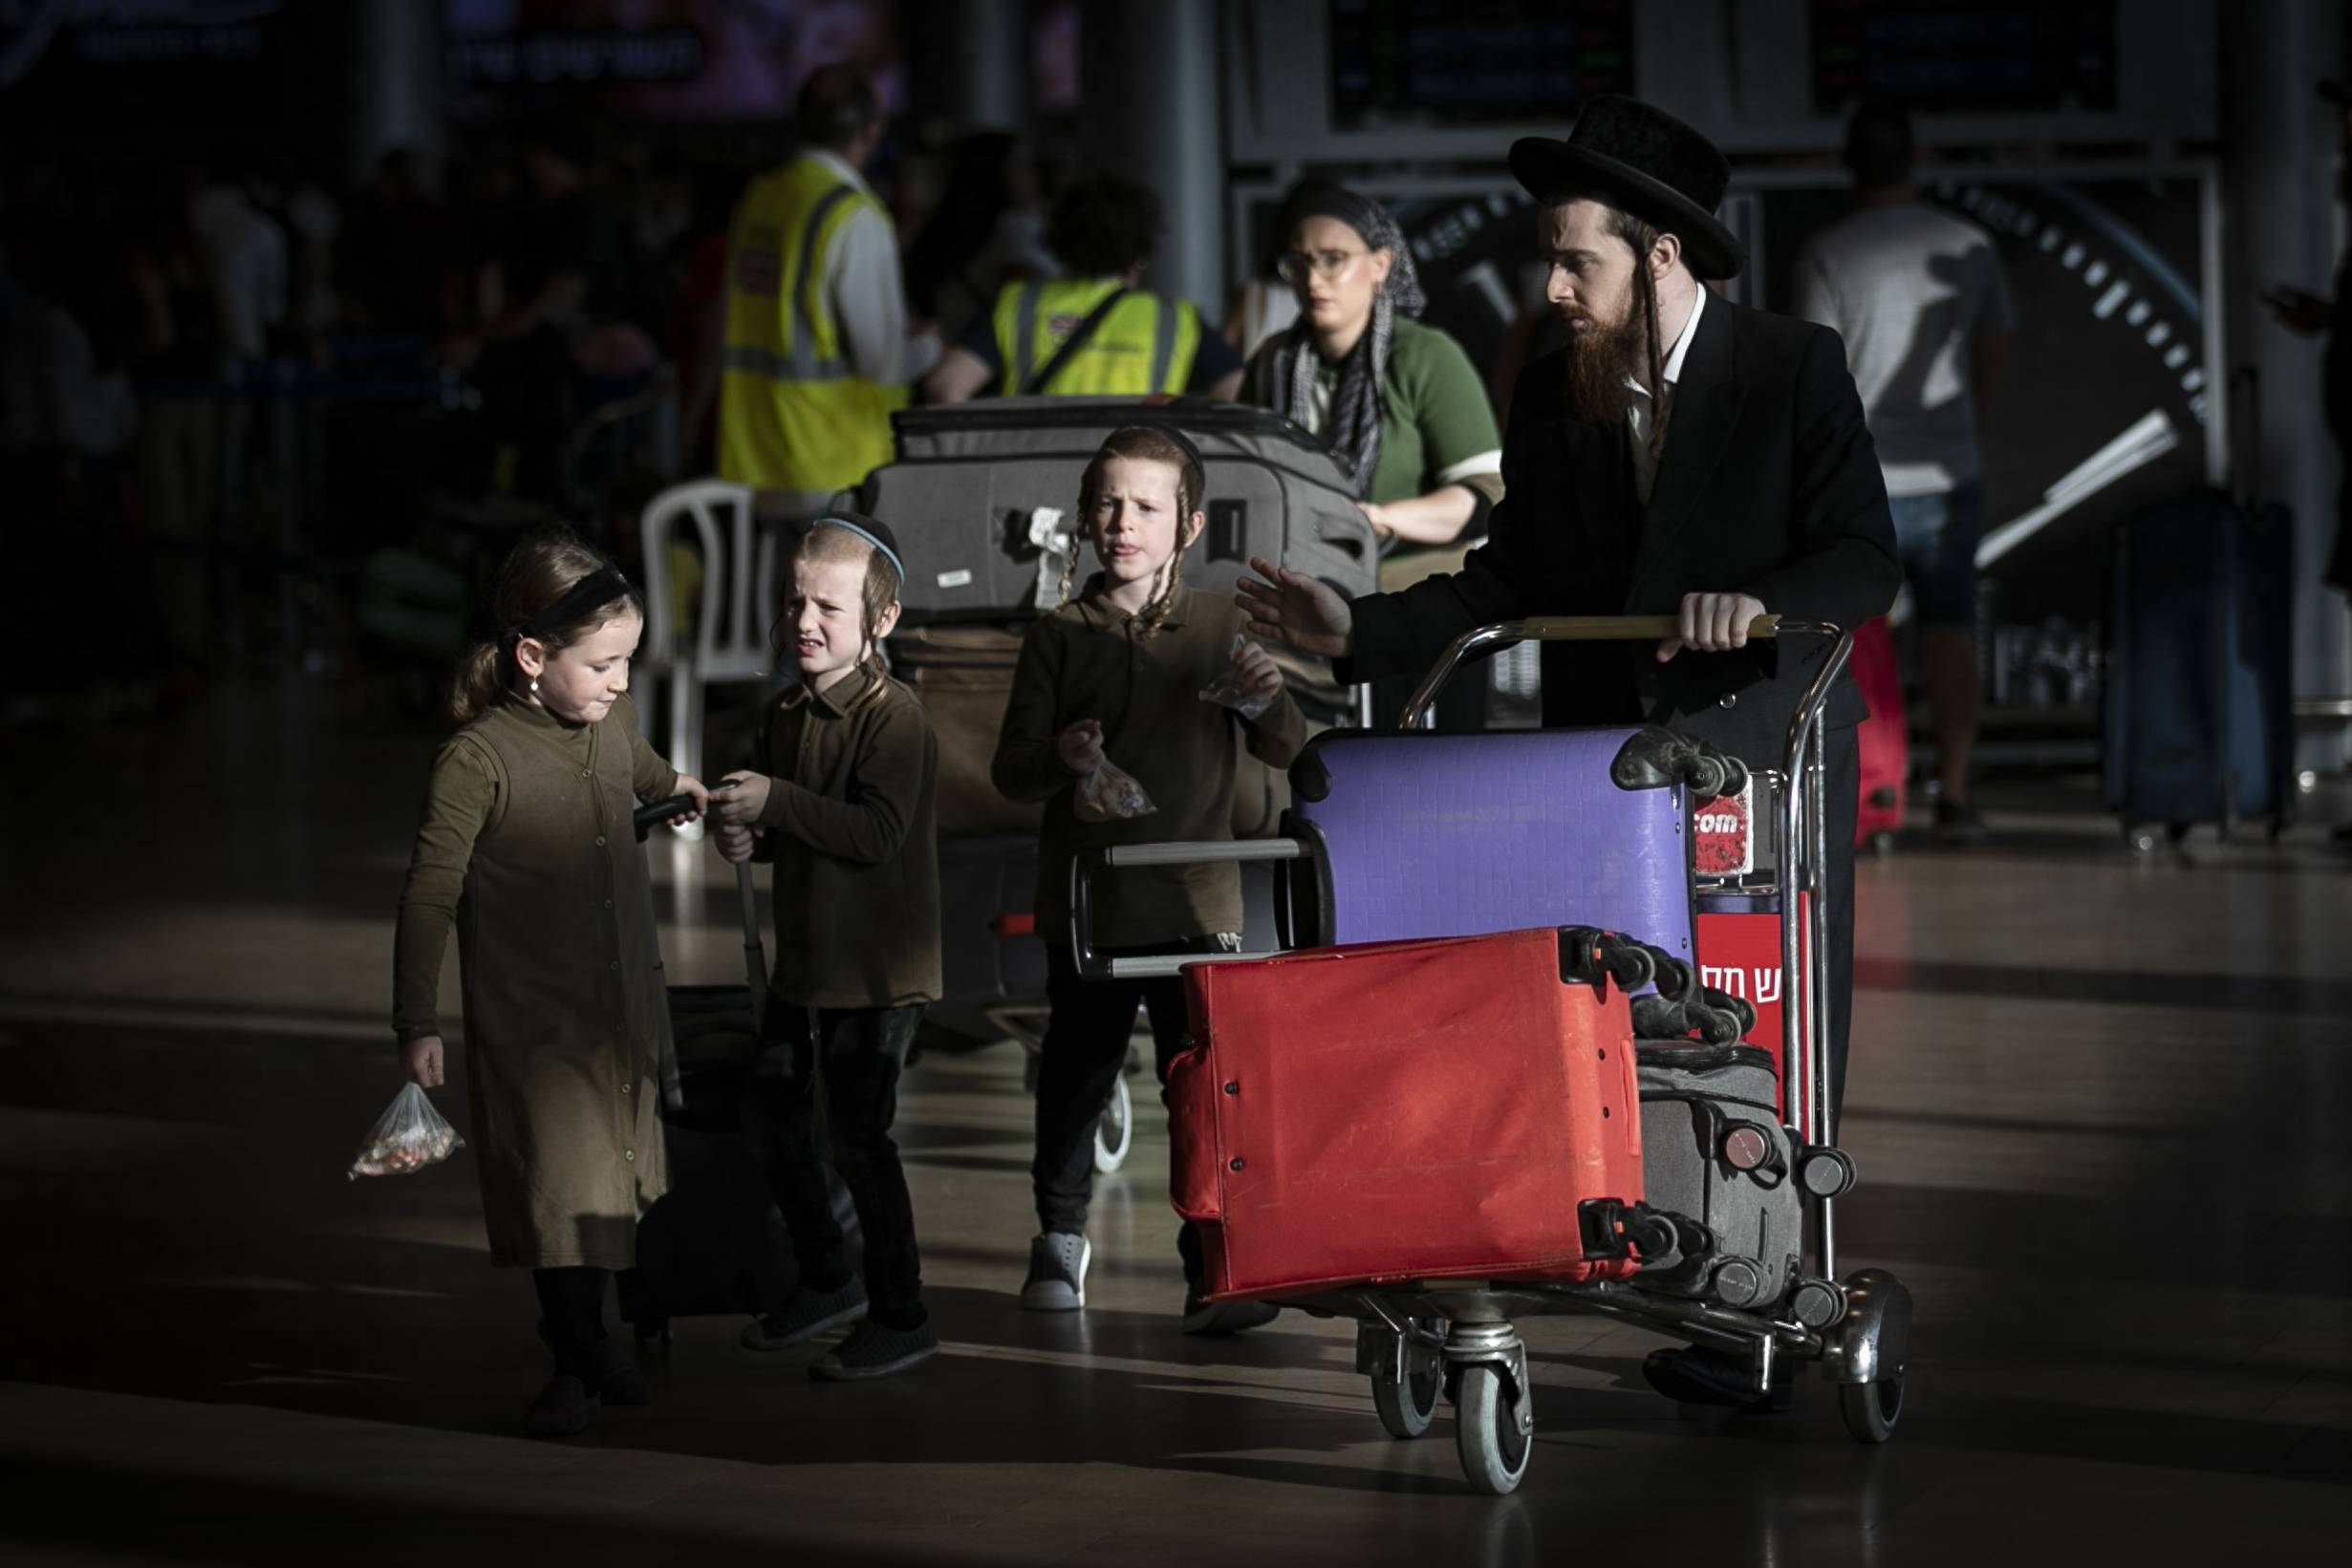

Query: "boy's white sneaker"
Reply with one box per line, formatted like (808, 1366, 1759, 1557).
(1020, 1232, 1090, 1310)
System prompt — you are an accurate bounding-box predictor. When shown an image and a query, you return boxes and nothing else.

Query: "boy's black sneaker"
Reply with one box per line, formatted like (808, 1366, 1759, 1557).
(523, 1373, 600, 1436)
(809, 1318, 940, 1381)
(741, 1279, 869, 1351)
(1181, 1293, 1281, 1336)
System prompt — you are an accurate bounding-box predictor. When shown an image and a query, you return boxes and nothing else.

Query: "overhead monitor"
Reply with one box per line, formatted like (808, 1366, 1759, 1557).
(1810, 0, 2119, 115)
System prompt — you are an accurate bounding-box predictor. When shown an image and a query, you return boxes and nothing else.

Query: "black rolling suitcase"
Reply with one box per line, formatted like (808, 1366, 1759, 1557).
(2103, 374, 2294, 849)
(617, 799, 857, 1345)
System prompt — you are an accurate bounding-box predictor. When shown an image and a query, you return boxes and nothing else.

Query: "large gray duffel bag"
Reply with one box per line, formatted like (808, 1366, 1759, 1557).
(858, 397, 1378, 622)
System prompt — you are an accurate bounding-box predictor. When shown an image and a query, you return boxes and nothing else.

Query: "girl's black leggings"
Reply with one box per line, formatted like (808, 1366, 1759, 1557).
(532, 1266, 609, 1378)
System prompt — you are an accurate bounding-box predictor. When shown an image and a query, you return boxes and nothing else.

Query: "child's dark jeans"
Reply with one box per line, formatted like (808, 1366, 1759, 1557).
(1033, 938, 1233, 1289)
(744, 999, 926, 1329)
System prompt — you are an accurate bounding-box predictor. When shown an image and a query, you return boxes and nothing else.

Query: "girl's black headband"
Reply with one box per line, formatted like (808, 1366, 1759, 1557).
(512, 568, 635, 644)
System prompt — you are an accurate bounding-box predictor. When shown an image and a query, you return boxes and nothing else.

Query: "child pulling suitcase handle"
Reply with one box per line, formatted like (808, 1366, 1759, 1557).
(633, 797, 771, 1111)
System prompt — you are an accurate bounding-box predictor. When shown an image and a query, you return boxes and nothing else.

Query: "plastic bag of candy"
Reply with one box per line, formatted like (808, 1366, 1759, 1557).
(1198, 632, 1275, 720)
(1074, 759, 1156, 823)
(349, 1083, 465, 1180)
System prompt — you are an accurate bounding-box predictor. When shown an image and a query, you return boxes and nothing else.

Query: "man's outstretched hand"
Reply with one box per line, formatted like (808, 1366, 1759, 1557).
(1237, 557, 1354, 660)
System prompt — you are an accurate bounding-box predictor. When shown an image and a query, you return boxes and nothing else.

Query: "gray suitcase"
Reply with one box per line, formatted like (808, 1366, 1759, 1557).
(890, 622, 1044, 837)
(861, 397, 1378, 621)
(1633, 1042, 1802, 1315)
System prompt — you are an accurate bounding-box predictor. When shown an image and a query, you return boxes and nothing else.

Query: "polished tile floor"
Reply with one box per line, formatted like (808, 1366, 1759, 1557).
(3, 677, 2348, 1566)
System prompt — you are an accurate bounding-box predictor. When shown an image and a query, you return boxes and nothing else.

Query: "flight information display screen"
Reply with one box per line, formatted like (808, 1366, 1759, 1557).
(1328, 0, 1636, 129)
(1811, 0, 2118, 114)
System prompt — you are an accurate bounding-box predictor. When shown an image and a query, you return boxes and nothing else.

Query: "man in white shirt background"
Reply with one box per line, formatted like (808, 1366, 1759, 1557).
(1794, 99, 2015, 841)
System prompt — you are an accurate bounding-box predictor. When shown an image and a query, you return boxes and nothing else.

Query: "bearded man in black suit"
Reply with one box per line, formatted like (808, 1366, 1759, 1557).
(1239, 96, 1900, 1407)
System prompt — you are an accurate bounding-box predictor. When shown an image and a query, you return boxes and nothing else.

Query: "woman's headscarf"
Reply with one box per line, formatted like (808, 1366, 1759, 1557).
(1263, 185, 1426, 498)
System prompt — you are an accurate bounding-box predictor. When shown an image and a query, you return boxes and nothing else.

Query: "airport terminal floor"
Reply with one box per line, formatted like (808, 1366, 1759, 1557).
(3, 676, 2348, 1567)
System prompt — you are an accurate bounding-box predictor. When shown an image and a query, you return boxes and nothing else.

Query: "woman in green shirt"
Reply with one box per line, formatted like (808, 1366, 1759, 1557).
(1240, 185, 1504, 726)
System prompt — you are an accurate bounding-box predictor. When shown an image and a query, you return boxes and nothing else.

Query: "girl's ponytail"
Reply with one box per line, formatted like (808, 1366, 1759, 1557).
(449, 638, 507, 726)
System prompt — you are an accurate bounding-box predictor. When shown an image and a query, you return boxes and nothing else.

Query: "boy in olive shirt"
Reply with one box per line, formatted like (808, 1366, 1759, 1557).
(992, 427, 1305, 1331)
(712, 514, 942, 1380)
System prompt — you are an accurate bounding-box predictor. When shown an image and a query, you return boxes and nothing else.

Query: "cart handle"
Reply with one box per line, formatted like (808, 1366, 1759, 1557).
(1402, 613, 1798, 734)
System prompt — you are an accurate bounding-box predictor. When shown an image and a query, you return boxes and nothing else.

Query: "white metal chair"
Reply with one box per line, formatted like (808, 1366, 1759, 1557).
(638, 480, 780, 801)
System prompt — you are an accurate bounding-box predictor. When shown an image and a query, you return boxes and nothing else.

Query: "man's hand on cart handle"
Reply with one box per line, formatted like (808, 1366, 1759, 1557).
(399, 1034, 445, 1089)
(1237, 557, 1353, 660)
(1658, 592, 1770, 661)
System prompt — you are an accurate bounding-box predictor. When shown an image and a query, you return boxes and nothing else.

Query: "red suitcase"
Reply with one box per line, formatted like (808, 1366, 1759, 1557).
(1852, 615, 1908, 848)
(1167, 927, 1646, 1302)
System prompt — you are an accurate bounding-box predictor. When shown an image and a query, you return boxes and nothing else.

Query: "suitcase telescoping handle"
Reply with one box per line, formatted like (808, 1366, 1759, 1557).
(634, 795, 768, 1034)
(1070, 839, 1309, 981)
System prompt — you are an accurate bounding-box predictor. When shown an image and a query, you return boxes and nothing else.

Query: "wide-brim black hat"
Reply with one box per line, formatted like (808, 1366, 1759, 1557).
(1510, 95, 1745, 281)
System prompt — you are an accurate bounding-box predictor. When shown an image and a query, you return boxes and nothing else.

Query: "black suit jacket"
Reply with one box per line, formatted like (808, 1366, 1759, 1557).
(1347, 293, 1901, 768)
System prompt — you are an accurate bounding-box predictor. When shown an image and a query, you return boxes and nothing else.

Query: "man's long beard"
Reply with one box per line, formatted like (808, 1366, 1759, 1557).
(1559, 300, 1648, 426)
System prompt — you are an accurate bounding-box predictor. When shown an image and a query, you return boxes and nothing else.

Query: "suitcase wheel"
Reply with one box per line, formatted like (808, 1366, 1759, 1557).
(1839, 1366, 1905, 1445)
(1092, 1074, 1133, 1174)
(1370, 1363, 1441, 1440)
(1454, 1364, 1534, 1495)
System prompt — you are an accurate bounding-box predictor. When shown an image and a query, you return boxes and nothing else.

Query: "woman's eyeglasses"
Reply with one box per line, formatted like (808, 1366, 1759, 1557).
(1277, 248, 1368, 285)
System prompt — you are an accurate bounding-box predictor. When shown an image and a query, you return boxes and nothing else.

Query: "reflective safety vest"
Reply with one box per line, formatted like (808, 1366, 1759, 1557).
(718, 156, 906, 498)
(991, 277, 1202, 397)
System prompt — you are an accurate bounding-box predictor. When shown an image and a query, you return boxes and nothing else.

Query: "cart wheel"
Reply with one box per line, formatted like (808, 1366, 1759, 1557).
(2126, 825, 2159, 855)
(1370, 1362, 1442, 1440)
(1453, 1364, 1532, 1494)
(1092, 1074, 1133, 1174)
(1838, 1367, 1906, 1445)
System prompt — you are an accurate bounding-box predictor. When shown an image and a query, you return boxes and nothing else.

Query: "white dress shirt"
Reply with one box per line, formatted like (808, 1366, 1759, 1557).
(1627, 281, 1706, 506)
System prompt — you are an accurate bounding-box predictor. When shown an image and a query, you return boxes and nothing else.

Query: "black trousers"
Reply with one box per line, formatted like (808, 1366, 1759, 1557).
(1033, 939, 1227, 1287)
(1822, 726, 1858, 1122)
(532, 1266, 609, 1378)
(744, 999, 926, 1327)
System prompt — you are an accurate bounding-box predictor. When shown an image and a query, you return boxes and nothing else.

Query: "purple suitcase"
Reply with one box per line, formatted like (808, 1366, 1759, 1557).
(1282, 727, 1696, 963)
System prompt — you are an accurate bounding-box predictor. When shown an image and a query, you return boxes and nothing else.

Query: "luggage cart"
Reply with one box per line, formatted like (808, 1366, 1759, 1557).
(1072, 615, 1912, 1493)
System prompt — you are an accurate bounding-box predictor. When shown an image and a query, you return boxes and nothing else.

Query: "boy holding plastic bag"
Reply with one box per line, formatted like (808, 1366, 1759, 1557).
(990, 426, 1303, 1329)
